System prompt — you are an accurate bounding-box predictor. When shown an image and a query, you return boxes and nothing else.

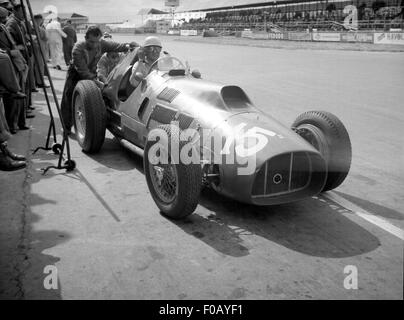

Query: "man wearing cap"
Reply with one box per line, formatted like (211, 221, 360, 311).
(129, 36, 162, 88)
(62, 19, 76, 67)
(60, 25, 139, 133)
(0, 0, 11, 11)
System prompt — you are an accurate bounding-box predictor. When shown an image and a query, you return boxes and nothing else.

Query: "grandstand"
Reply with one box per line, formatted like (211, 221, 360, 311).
(177, 0, 404, 33)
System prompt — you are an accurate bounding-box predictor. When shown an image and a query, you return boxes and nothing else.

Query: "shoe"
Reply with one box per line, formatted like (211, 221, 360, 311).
(31, 88, 39, 93)
(10, 129, 17, 134)
(56, 65, 62, 70)
(18, 126, 30, 130)
(0, 143, 26, 161)
(26, 114, 35, 119)
(0, 152, 26, 171)
(10, 91, 26, 100)
(28, 106, 35, 111)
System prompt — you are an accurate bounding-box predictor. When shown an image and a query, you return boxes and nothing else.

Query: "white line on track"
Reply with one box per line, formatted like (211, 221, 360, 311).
(323, 192, 404, 241)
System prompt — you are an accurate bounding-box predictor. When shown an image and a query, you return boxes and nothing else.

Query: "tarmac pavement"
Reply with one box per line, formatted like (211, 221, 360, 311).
(0, 35, 403, 299)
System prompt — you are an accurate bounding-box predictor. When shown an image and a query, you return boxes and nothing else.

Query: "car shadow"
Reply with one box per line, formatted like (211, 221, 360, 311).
(170, 188, 381, 259)
(27, 107, 381, 261)
(84, 137, 144, 173)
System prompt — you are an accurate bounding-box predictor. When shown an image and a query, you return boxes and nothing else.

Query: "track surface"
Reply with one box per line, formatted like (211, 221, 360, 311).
(0, 35, 403, 299)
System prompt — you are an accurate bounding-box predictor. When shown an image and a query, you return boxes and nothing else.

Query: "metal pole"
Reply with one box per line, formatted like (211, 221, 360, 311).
(22, 0, 76, 172)
(19, 1, 57, 150)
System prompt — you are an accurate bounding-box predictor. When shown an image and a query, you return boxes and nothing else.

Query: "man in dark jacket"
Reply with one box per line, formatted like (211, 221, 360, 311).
(0, 5, 29, 133)
(0, 53, 26, 170)
(62, 19, 76, 66)
(5, 2, 33, 130)
(60, 26, 139, 133)
(0, 96, 26, 171)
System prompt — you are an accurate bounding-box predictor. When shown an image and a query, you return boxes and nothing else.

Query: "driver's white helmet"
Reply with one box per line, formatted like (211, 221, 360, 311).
(143, 36, 162, 48)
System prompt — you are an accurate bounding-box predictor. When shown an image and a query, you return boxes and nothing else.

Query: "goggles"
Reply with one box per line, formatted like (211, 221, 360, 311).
(145, 46, 162, 53)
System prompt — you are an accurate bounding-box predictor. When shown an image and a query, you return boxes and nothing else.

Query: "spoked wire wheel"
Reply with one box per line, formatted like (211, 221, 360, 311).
(74, 94, 86, 142)
(72, 80, 106, 154)
(144, 124, 202, 219)
(149, 162, 179, 204)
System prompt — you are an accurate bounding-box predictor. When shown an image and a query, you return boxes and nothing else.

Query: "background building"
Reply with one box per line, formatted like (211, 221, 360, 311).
(57, 13, 89, 26)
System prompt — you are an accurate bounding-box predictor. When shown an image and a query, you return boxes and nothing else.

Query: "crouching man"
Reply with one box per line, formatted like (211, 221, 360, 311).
(96, 51, 124, 84)
(60, 26, 139, 134)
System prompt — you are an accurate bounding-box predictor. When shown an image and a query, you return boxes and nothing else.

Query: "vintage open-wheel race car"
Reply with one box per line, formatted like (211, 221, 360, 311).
(72, 49, 352, 219)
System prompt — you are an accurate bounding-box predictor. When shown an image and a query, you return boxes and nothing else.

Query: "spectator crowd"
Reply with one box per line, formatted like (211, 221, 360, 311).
(182, 0, 404, 32)
(0, 0, 77, 172)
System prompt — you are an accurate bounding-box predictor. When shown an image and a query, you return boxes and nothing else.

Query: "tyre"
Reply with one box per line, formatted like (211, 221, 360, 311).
(144, 124, 202, 219)
(73, 80, 106, 153)
(292, 111, 352, 192)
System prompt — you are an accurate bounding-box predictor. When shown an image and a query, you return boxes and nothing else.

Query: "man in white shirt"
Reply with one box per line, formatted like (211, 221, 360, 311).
(45, 18, 66, 70)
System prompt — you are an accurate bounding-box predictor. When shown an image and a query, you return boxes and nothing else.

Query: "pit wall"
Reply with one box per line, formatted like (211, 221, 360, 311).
(177, 29, 404, 45)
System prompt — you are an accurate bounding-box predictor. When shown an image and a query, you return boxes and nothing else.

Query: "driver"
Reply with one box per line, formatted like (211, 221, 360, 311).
(129, 36, 162, 87)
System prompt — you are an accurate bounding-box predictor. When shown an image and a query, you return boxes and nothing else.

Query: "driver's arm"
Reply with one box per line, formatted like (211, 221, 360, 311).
(129, 61, 147, 87)
(96, 54, 109, 83)
(100, 39, 139, 54)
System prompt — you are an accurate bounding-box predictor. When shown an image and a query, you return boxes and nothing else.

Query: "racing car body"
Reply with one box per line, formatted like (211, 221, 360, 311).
(73, 50, 351, 219)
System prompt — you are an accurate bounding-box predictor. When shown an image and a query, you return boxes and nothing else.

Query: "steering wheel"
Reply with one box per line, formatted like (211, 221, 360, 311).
(148, 56, 186, 75)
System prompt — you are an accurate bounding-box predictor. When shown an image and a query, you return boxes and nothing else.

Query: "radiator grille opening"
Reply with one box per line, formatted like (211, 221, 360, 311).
(252, 152, 314, 197)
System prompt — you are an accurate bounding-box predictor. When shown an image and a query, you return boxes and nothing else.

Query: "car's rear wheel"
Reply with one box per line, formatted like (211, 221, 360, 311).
(144, 124, 202, 219)
(292, 111, 352, 192)
(73, 80, 106, 154)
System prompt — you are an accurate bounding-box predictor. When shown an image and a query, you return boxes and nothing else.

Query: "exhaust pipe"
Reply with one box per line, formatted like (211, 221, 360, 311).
(117, 138, 144, 158)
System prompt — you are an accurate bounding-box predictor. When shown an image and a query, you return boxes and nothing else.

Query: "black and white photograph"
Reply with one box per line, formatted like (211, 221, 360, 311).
(0, 0, 403, 306)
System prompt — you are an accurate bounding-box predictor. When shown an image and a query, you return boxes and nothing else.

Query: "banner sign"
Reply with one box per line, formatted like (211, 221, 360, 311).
(312, 32, 341, 42)
(241, 30, 253, 38)
(250, 32, 269, 40)
(340, 33, 373, 43)
(180, 29, 197, 36)
(168, 29, 180, 35)
(288, 32, 311, 41)
(267, 32, 284, 40)
(374, 32, 404, 45)
(241, 31, 284, 40)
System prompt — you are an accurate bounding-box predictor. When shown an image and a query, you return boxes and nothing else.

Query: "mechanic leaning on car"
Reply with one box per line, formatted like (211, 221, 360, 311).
(129, 36, 162, 88)
(96, 51, 124, 84)
(60, 26, 139, 134)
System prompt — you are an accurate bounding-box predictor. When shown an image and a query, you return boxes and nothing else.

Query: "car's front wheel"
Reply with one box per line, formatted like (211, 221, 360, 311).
(144, 124, 202, 219)
(73, 80, 106, 154)
(292, 111, 352, 192)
